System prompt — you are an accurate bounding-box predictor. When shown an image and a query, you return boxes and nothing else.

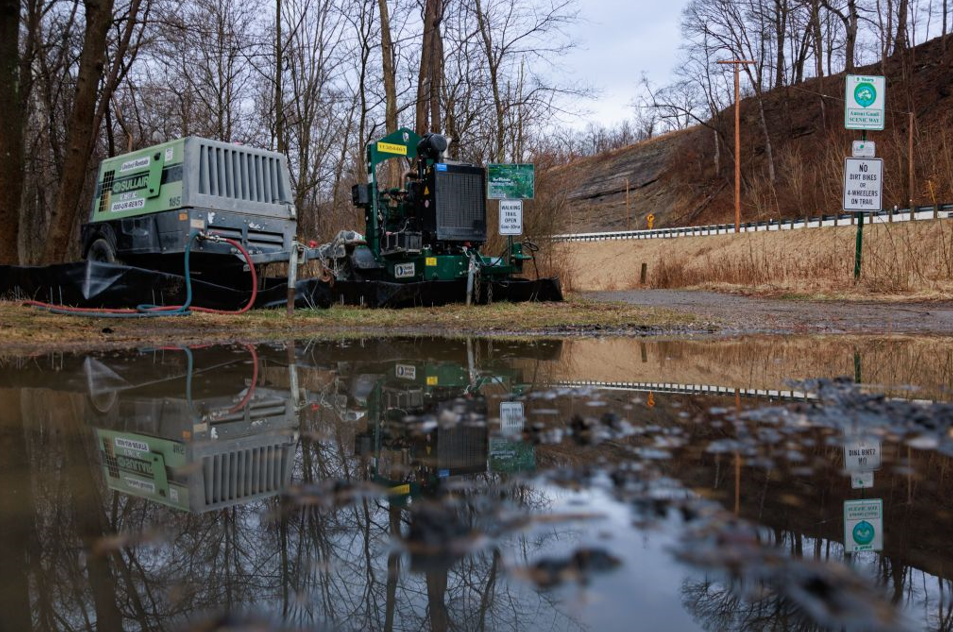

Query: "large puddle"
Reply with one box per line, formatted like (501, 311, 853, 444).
(2, 335, 952, 631)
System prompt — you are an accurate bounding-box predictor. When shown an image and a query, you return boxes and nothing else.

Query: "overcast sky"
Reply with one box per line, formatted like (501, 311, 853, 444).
(559, 1, 689, 128)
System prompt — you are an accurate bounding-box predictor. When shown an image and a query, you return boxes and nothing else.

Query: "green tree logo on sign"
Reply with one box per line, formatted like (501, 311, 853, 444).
(854, 83, 877, 108)
(852, 520, 876, 545)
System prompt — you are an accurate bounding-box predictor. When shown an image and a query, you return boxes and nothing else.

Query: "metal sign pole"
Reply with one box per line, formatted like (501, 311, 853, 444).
(854, 211, 864, 282)
(854, 128, 868, 282)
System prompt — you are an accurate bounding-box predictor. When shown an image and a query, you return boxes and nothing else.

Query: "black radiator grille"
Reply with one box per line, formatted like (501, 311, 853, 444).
(434, 169, 486, 241)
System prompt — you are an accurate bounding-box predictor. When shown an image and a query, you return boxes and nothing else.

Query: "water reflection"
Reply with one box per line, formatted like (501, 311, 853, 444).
(90, 347, 299, 512)
(1, 335, 952, 631)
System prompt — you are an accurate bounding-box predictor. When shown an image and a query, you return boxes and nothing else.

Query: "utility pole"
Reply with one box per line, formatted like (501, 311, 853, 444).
(718, 60, 756, 233)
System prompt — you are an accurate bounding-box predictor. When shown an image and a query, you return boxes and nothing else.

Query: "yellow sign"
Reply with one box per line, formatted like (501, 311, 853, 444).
(426, 376, 439, 386)
(377, 141, 407, 156)
(425, 257, 437, 267)
(388, 484, 410, 495)
(647, 214, 656, 230)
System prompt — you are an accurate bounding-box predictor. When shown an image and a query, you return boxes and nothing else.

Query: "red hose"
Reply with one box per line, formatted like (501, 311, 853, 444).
(24, 235, 259, 315)
(193, 236, 258, 314)
(227, 343, 259, 413)
(152, 343, 258, 414)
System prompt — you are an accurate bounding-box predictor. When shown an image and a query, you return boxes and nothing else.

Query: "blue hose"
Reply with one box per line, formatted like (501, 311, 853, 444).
(37, 232, 201, 318)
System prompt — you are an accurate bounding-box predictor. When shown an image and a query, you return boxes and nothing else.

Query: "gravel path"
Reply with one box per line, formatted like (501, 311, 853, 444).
(586, 290, 953, 335)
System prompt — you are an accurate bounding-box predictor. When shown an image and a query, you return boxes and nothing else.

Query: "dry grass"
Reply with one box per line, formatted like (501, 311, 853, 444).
(563, 218, 953, 299)
(552, 335, 953, 401)
(0, 298, 701, 354)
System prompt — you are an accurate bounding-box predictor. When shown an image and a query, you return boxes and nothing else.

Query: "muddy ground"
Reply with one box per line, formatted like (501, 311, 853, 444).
(587, 289, 953, 334)
(6, 290, 953, 355)
(0, 298, 705, 354)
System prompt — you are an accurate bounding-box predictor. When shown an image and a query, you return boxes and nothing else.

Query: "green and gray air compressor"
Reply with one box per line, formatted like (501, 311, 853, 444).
(81, 137, 298, 275)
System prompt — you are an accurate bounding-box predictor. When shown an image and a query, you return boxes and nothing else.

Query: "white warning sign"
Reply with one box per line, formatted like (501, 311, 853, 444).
(499, 401, 525, 436)
(843, 158, 883, 212)
(843, 439, 882, 471)
(499, 200, 523, 236)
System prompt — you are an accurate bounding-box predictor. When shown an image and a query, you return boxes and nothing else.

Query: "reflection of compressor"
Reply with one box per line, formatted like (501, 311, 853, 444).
(90, 345, 299, 512)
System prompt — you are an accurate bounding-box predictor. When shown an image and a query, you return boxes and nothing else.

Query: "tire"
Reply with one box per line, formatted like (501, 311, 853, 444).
(86, 237, 118, 263)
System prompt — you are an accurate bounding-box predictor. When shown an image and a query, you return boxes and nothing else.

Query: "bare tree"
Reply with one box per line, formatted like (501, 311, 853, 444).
(44, 0, 136, 262)
(0, 0, 26, 263)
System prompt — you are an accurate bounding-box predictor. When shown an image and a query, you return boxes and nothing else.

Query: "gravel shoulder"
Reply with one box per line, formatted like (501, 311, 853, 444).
(586, 289, 953, 334)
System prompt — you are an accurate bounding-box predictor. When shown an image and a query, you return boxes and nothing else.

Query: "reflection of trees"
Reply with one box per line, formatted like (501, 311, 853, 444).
(10, 382, 579, 632)
(681, 528, 953, 632)
(681, 575, 817, 632)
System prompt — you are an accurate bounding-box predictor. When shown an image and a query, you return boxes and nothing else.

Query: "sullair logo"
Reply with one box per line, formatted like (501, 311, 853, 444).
(116, 455, 154, 476)
(113, 175, 149, 194)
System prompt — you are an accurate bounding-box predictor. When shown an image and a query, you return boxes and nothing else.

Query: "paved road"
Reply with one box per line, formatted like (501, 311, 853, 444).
(586, 290, 953, 335)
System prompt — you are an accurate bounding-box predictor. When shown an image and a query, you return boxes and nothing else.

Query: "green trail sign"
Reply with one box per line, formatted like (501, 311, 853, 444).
(845, 75, 886, 131)
(844, 498, 883, 553)
(487, 163, 535, 200)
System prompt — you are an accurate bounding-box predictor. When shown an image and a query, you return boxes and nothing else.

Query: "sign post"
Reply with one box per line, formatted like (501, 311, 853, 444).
(844, 437, 881, 489)
(843, 158, 884, 212)
(843, 157, 883, 281)
(843, 75, 885, 282)
(487, 163, 534, 267)
(844, 498, 884, 553)
(845, 75, 886, 131)
(498, 200, 523, 236)
(487, 164, 535, 200)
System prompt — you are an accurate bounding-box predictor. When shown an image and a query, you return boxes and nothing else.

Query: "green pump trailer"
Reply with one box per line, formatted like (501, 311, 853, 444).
(345, 128, 526, 286)
(313, 127, 562, 304)
(75, 131, 560, 307)
(81, 137, 298, 274)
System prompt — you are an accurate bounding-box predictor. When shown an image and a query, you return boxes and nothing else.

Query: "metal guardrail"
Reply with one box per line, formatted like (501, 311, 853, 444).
(553, 204, 953, 243)
(555, 380, 817, 401)
(554, 380, 942, 404)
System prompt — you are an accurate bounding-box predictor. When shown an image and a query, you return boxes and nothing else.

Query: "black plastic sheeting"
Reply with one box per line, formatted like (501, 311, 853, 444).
(332, 277, 563, 308)
(0, 262, 562, 311)
(0, 261, 333, 310)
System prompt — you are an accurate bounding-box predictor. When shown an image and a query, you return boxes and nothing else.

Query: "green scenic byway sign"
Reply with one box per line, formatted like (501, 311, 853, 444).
(487, 163, 535, 199)
(844, 498, 883, 553)
(844, 75, 886, 131)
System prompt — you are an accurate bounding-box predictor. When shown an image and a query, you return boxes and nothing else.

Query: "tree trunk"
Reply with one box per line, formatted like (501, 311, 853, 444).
(428, 1, 444, 134)
(42, 0, 116, 263)
(475, 0, 505, 161)
(0, 0, 23, 263)
(757, 93, 777, 183)
(378, 0, 397, 134)
(846, 0, 858, 71)
(812, 0, 823, 78)
(0, 390, 33, 631)
(774, 0, 787, 89)
(377, 0, 399, 187)
(895, 0, 909, 51)
(943, 0, 948, 52)
(276, 0, 284, 152)
(713, 128, 720, 173)
(415, 0, 440, 133)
